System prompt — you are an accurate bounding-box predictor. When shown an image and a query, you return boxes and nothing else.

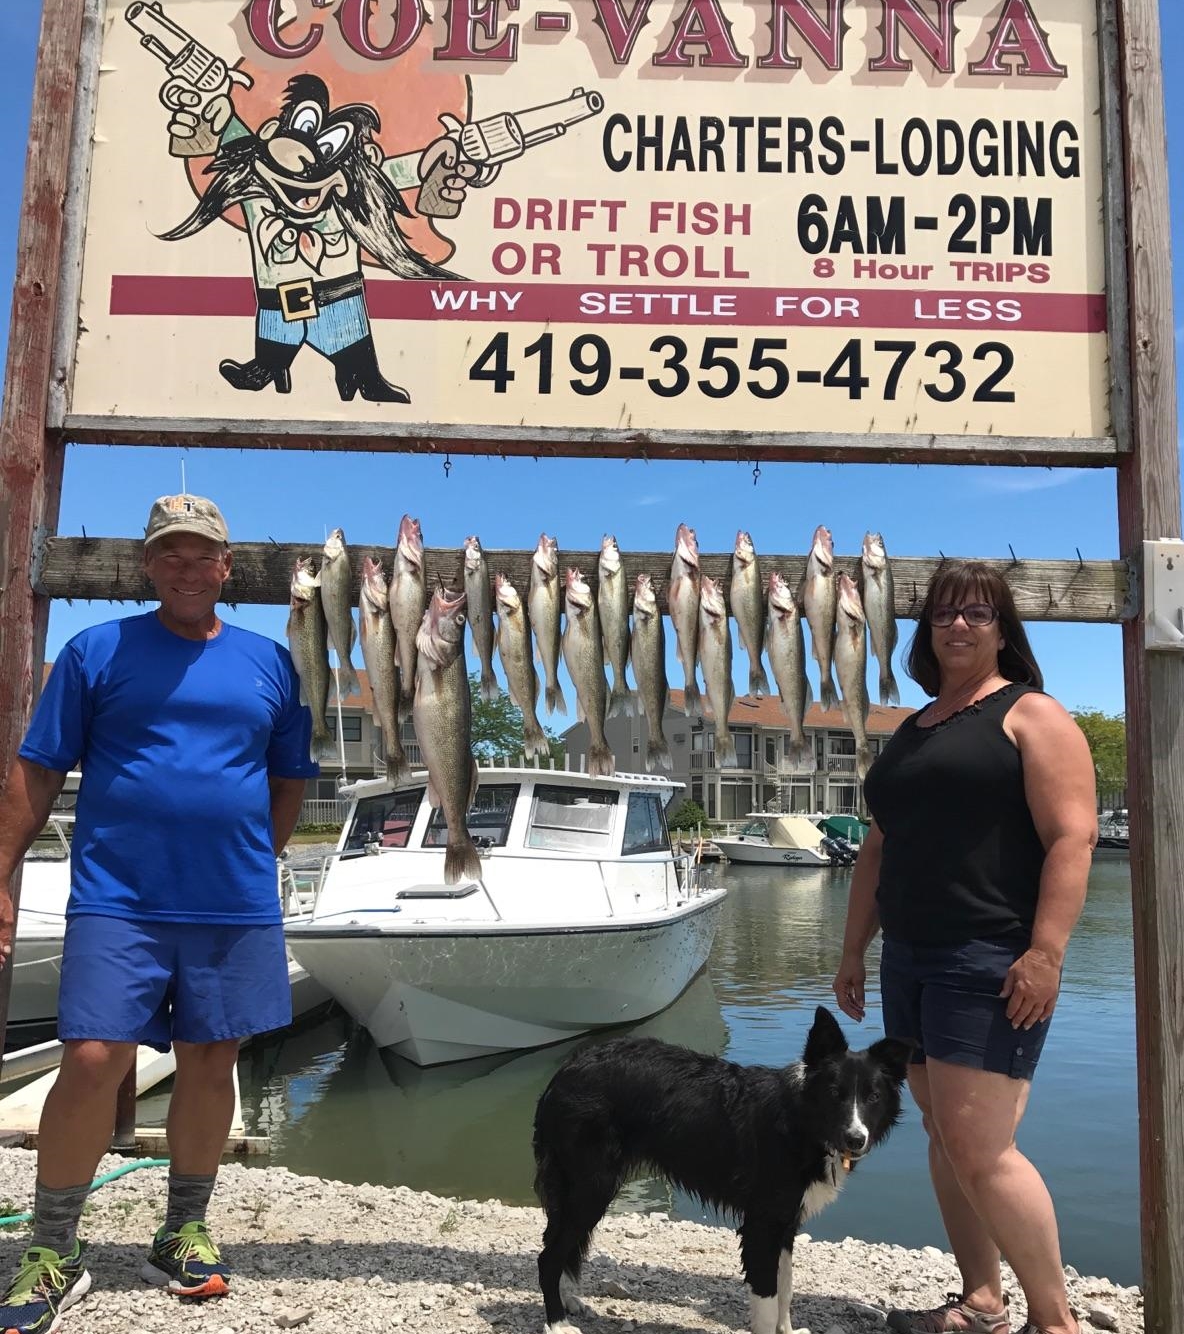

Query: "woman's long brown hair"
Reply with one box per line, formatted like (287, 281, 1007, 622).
(906, 560, 1044, 696)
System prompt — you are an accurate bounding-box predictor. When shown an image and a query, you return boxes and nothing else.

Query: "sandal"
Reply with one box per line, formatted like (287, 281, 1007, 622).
(887, 1293, 1011, 1334)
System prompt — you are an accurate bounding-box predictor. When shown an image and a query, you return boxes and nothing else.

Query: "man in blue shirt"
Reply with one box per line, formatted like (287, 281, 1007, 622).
(0, 494, 318, 1332)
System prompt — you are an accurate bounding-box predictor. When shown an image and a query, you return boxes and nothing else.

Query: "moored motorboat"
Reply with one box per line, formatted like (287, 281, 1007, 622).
(713, 812, 840, 866)
(283, 766, 727, 1066)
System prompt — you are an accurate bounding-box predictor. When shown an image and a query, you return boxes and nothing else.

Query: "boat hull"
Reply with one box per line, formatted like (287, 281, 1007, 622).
(714, 839, 829, 866)
(286, 892, 726, 1065)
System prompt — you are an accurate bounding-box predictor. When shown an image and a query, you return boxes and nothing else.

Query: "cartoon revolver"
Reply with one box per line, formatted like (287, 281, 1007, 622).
(126, 1, 255, 157)
(416, 89, 605, 218)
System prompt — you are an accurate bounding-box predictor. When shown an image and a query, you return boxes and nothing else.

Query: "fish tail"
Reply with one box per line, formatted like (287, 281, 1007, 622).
(311, 724, 333, 763)
(480, 668, 499, 703)
(787, 736, 814, 772)
(856, 746, 873, 782)
(607, 681, 633, 719)
(546, 682, 568, 717)
(524, 719, 550, 761)
(647, 736, 673, 773)
(683, 680, 702, 718)
(445, 836, 483, 887)
(820, 675, 838, 712)
(397, 695, 414, 723)
(749, 664, 771, 698)
(716, 733, 738, 769)
(385, 748, 410, 784)
(588, 742, 615, 779)
(880, 669, 900, 707)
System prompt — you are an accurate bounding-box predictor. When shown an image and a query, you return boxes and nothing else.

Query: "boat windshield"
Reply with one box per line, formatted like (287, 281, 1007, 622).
(622, 791, 671, 855)
(24, 819, 71, 862)
(423, 784, 519, 849)
(738, 820, 771, 837)
(527, 784, 618, 853)
(344, 788, 425, 855)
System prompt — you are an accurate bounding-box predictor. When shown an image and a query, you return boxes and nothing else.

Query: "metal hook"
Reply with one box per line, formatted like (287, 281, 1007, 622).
(752, 460, 761, 487)
(1076, 547, 1085, 570)
(1047, 583, 1057, 607)
(443, 453, 452, 480)
(911, 582, 918, 603)
(1008, 543, 1018, 566)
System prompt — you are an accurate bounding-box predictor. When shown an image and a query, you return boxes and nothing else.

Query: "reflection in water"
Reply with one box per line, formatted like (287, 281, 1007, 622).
(233, 858, 1138, 1284)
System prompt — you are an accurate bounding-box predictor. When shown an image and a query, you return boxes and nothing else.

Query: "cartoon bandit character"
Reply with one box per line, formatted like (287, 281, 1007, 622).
(127, 3, 604, 405)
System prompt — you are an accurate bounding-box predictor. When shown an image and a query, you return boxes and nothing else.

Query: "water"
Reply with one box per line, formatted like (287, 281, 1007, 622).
(222, 856, 1140, 1284)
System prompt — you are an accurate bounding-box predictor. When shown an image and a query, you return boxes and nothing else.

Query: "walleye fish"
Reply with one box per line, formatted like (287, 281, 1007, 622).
(358, 555, 408, 784)
(319, 528, 361, 703)
(463, 535, 498, 703)
(598, 535, 633, 719)
(390, 515, 427, 721)
(413, 587, 481, 885)
(859, 531, 900, 706)
(668, 522, 703, 717)
(803, 524, 839, 712)
(529, 533, 567, 717)
(699, 575, 737, 769)
(286, 556, 331, 763)
(766, 571, 812, 769)
(631, 574, 671, 772)
(494, 574, 549, 761)
(731, 530, 770, 698)
(835, 573, 873, 781)
(562, 568, 614, 779)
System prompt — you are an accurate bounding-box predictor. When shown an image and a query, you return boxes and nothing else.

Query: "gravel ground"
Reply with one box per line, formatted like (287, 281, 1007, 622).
(0, 1148, 1143, 1334)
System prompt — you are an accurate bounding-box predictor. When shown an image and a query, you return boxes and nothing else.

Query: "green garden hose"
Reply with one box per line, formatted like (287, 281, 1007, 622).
(0, 1157, 169, 1226)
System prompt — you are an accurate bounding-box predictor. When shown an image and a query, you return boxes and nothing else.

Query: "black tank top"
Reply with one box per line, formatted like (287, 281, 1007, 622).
(863, 682, 1046, 945)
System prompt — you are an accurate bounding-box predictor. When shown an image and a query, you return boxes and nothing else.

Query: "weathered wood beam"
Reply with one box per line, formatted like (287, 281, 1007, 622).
(37, 538, 1131, 624)
(1114, 0, 1184, 1327)
(59, 417, 1121, 468)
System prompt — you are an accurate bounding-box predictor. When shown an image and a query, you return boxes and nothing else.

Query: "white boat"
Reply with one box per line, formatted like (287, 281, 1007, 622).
(713, 812, 837, 866)
(284, 766, 728, 1067)
(12, 814, 330, 1047)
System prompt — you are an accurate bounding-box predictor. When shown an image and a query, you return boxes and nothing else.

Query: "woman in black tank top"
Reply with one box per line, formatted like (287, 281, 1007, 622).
(831, 561, 1097, 1334)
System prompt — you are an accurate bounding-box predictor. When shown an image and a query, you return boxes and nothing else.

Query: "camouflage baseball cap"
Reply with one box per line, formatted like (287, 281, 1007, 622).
(144, 494, 230, 547)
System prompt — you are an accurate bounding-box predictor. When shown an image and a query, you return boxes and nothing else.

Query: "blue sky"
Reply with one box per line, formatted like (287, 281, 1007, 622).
(2, 1, 1181, 718)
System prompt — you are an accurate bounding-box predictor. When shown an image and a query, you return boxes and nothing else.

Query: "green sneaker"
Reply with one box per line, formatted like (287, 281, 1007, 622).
(0, 1240, 92, 1333)
(141, 1221, 229, 1298)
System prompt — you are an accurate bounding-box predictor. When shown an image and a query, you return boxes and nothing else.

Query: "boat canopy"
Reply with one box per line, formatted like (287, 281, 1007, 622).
(765, 816, 826, 851)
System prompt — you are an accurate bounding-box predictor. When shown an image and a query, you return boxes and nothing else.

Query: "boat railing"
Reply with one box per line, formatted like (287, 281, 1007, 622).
(296, 843, 710, 920)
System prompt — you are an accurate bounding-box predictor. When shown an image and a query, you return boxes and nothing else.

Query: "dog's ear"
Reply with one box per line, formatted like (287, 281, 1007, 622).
(868, 1037, 914, 1084)
(804, 1005, 847, 1066)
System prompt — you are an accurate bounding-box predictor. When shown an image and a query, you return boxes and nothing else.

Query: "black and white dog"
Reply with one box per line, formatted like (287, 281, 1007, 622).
(533, 1006, 911, 1334)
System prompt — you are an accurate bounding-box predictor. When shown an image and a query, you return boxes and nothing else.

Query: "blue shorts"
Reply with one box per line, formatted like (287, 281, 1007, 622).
(58, 915, 292, 1053)
(880, 933, 1051, 1081)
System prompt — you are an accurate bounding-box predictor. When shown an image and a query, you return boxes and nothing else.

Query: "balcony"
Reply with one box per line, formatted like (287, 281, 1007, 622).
(825, 754, 857, 774)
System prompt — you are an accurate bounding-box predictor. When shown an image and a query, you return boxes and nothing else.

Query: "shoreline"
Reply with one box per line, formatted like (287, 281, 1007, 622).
(0, 1149, 1143, 1333)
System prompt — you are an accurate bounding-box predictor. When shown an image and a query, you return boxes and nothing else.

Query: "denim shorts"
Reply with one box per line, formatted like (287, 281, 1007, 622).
(58, 914, 292, 1053)
(879, 933, 1051, 1080)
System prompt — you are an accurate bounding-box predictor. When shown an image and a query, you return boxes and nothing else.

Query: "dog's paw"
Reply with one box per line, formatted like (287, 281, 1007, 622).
(775, 1325, 811, 1334)
(544, 1322, 584, 1334)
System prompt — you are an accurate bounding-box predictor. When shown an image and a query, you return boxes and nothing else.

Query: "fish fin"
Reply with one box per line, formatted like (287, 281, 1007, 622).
(588, 742, 615, 779)
(445, 836, 482, 887)
(880, 670, 900, 707)
(385, 750, 410, 784)
(480, 669, 499, 703)
(607, 682, 633, 719)
(683, 681, 702, 718)
(331, 662, 360, 704)
(856, 746, 873, 782)
(716, 734, 738, 769)
(467, 758, 480, 810)
(311, 725, 332, 764)
(524, 720, 550, 761)
(787, 737, 814, 772)
(749, 665, 771, 698)
(426, 779, 441, 809)
(546, 683, 568, 717)
(820, 677, 838, 712)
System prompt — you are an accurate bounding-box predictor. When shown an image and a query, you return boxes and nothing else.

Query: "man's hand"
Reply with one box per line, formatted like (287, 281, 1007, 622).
(1000, 947, 1062, 1030)
(0, 889, 14, 966)
(832, 950, 867, 1023)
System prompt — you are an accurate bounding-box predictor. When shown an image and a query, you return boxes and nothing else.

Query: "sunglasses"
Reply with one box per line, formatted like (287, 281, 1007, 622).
(931, 603, 999, 628)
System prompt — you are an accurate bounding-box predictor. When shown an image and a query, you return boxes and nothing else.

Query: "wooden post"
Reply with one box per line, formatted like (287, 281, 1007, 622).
(0, 0, 87, 1048)
(1115, 2, 1184, 1329)
(112, 1068, 138, 1152)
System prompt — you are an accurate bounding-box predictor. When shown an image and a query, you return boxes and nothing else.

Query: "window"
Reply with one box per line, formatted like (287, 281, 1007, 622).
(423, 784, 519, 849)
(326, 714, 362, 743)
(765, 737, 776, 767)
(344, 788, 424, 854)
(691, 779, 703, 806)
(830, 734, 856, 755)
(733, 729, 753, 770)
(622, 792, 670, 855)
(528, 784, 618, 852)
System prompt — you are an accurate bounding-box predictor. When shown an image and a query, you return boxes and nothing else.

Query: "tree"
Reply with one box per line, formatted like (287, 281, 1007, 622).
(469, 674, 562, 763)
(1072, 708, 1127, 790)
(667, 800, 708, 832)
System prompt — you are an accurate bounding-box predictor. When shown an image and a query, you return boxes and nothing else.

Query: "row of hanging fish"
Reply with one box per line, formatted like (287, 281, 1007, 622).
(666, 523, 898, 782)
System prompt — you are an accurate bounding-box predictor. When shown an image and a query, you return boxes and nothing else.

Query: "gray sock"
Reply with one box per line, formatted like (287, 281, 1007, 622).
(164, 1172, 217, 1234)
(30, 1180, 91, 1256)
